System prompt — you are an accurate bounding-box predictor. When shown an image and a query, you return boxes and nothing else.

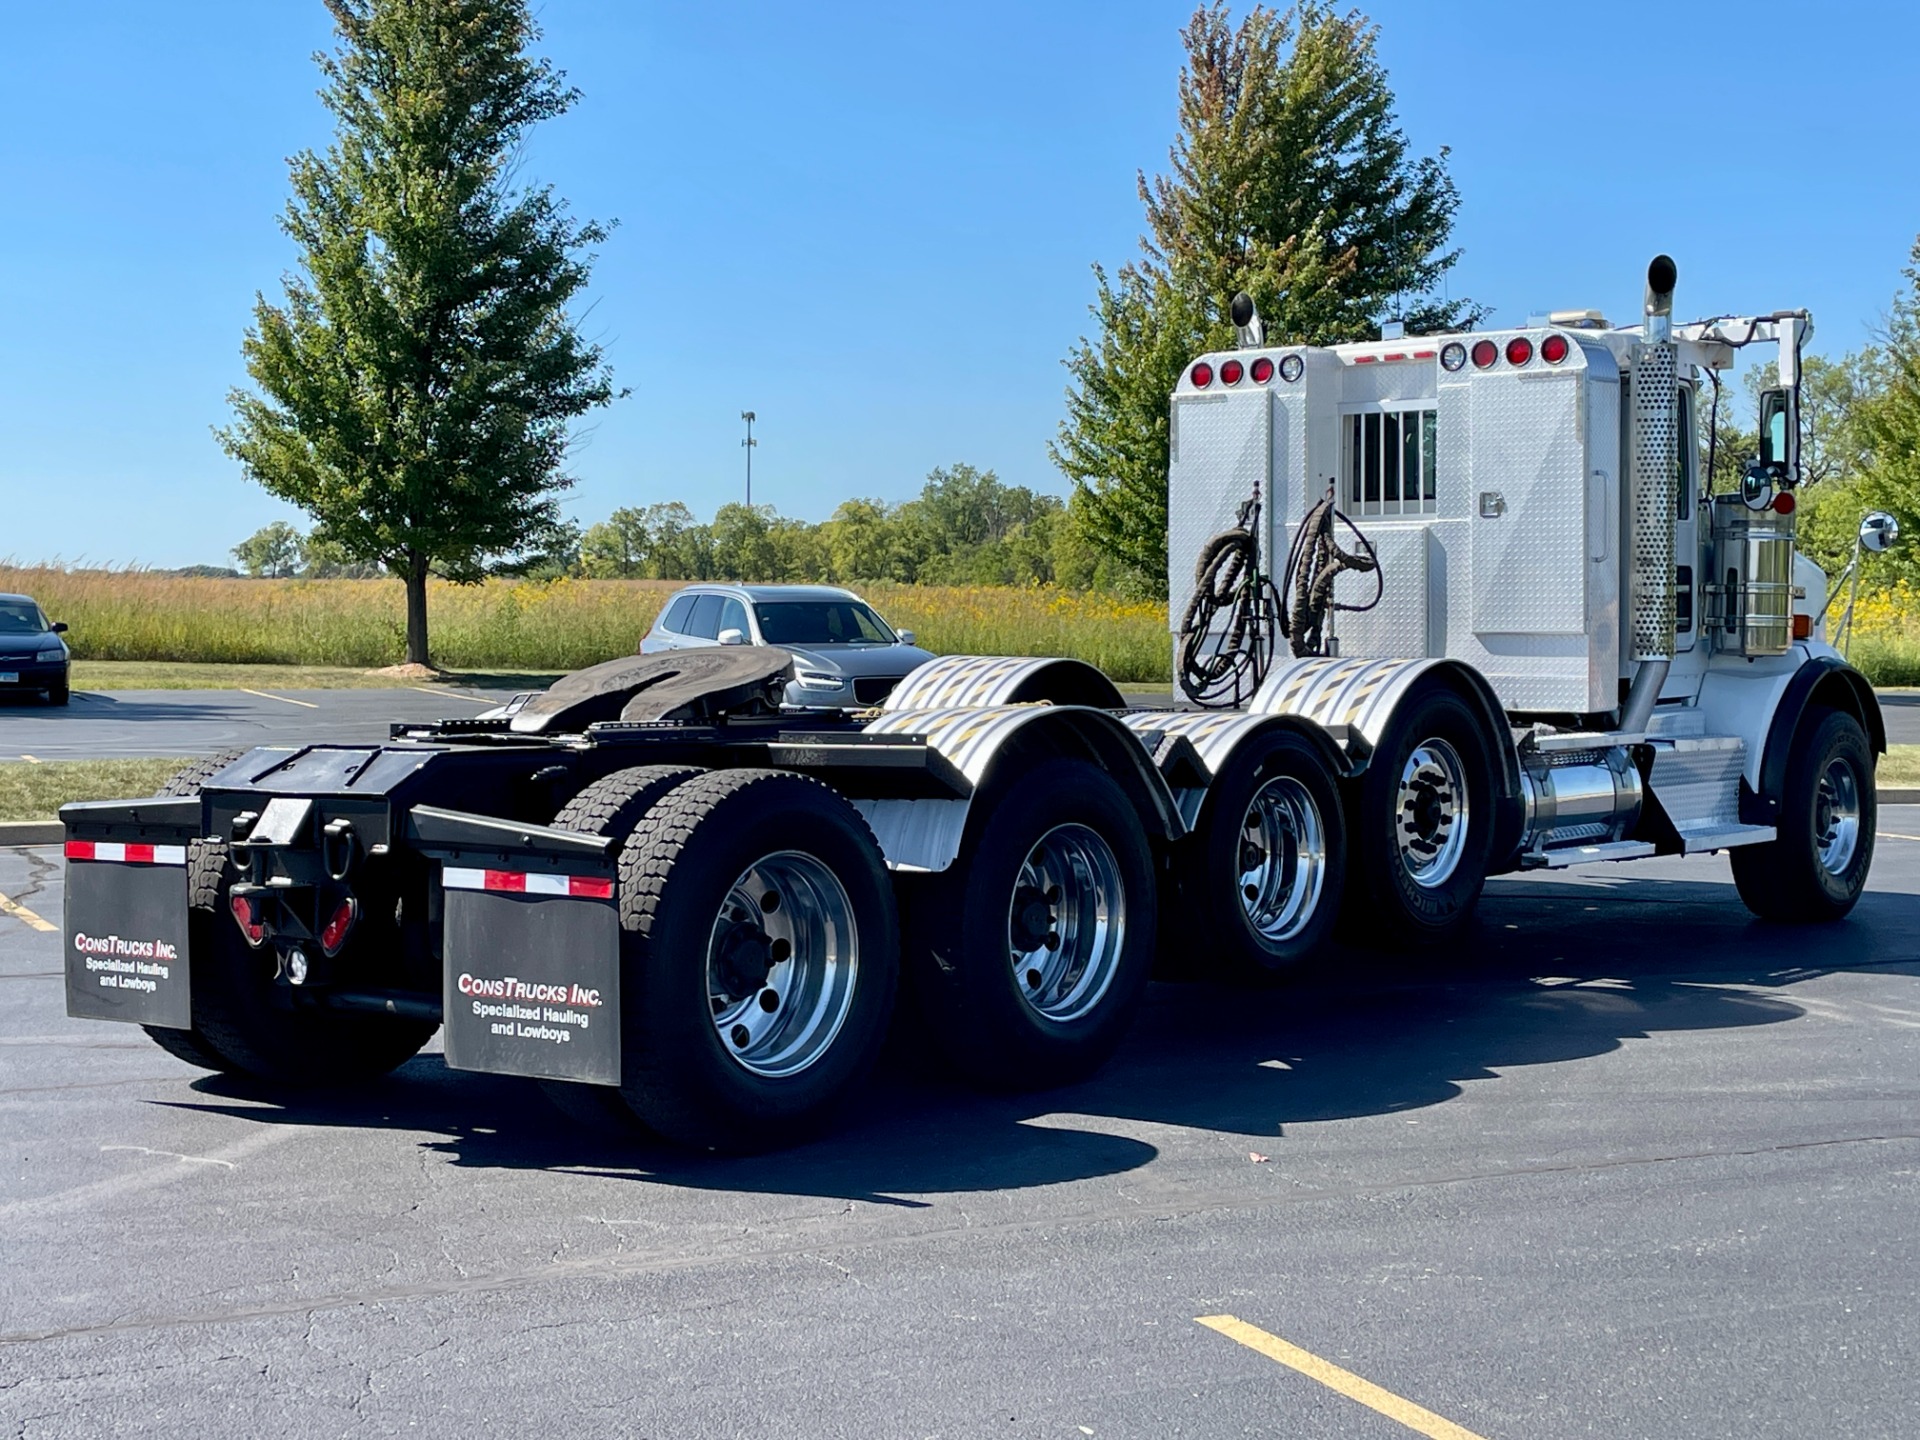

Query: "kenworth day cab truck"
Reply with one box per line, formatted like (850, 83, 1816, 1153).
(60, 258, 1885, 1151)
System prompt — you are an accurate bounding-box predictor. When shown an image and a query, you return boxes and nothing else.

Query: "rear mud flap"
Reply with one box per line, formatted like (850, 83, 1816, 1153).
(63, 842, 193, 1029)
(407, 805, 625, 1087)
(441, 873, 622, 1085)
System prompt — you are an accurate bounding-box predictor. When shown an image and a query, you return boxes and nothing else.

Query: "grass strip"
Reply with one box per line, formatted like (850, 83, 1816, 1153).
(1881, 744, 1920, 787)
(0, 759, 187, 822)
(70, 661, 561, 692)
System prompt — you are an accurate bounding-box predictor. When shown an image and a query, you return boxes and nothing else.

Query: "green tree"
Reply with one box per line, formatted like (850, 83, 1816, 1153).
(579, 508, 650, 578)
(1850, 238, 1920, 584)
(232, 521, 305, 578)
(1053, 3, 1478, 593)
(218, 0, 618, 666)
(710, 503, 778, 580)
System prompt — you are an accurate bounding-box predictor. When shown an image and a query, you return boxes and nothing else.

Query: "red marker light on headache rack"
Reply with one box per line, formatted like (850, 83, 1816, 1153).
(1190, 362, 1214, 388)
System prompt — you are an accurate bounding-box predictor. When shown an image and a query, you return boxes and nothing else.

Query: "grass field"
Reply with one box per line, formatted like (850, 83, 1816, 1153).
(67, 661, 562, 691)
(1, 565, 1176, 683)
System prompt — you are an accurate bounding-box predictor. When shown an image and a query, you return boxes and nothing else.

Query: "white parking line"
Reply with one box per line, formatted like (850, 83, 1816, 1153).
(238, 688, 319, 708)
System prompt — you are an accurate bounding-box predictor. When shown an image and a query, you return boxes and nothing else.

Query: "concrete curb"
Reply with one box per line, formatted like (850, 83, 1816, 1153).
(1, 822, 63, 847)
(4, 790, 1917, 849)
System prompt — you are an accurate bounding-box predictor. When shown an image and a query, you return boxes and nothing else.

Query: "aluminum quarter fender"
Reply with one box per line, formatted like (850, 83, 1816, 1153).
(854, 704, 1183, 872)
(881, 655, 1127, 711)
(1122, 709, 1357, 830)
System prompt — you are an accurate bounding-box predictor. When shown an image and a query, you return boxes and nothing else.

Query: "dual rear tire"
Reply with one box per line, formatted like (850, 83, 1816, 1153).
(548, 766, 900, 1152)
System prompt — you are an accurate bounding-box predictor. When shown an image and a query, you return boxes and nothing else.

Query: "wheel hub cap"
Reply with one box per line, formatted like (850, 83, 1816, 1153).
(1396, 738, 1469, 889)
(706, 851, 859, 1079)
(1814, 758, 1861, 875)
(1236, 774, 1327, 947)
(1006, 824, 1126, 1025)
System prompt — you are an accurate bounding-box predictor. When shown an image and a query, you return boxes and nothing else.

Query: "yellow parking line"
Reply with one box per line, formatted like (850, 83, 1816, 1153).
(239, 688, 318, 708)
(1196, 1315, 1489, 1440)
(0, 893, 56, 933)
(1880, 832, 1920, 842)
(19, 754, 41, 764)
(408, 685, 493, 703)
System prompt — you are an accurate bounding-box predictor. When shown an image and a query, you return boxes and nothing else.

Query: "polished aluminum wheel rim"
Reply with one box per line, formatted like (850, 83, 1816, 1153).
(1236, 775, 1326, 947)
(1396, 737, 1469, 889)
(706, 851, 858, 1079)
(1006, 823, 1126, 1024)
(1814, 758, 1862, 875)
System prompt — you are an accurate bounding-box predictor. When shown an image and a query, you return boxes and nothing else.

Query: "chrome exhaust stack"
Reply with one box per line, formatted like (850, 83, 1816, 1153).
(1621, 255, 1679, 733)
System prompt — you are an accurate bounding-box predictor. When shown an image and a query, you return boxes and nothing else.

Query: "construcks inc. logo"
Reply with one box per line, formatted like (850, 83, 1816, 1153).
(456, 973, 602, 1008)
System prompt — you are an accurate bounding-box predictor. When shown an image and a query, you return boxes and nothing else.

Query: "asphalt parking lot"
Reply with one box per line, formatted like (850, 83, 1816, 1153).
(0, 819, 1915, 1437)
(0, 687, 508, 762)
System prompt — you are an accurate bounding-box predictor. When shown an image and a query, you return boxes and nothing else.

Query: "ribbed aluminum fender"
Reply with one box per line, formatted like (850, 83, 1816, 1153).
(1252, 656, 1524, 861)
(882, 654, 1126, 711)
(1121, 708, 1355, 779)
(854, 704, 1181, 872)
(1249, 656, 1443, 746)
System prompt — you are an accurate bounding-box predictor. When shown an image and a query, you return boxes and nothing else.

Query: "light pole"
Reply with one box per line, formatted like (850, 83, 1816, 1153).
(740, 411, 757, 506)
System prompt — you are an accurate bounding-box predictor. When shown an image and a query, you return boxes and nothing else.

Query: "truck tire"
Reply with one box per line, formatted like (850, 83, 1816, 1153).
(538, 765, 703, 1135)
(614, 770, 899, 1151)
(1179, 730, 1345, 982)
(1348, 681, 1497, 946)
(186, 841, 438, 1086)
(1732, 707, 1876, 922)
(139, 751, 252, 1072)
(907, 756, 1157, 1089)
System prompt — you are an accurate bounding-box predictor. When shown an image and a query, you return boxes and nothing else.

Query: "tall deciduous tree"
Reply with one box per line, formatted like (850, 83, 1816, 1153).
(219, 0, 618, 665)
(1850, 237, 1920, 583)
(1054, 2, 1479, 592)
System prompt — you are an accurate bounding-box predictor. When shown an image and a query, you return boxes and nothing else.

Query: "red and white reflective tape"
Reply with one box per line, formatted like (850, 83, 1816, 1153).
(65, 840, 188, 866)
(442, 866, 613, 900)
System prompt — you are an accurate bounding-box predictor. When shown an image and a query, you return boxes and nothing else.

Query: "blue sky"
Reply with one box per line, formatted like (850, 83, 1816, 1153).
(1, 0, 1914, 568)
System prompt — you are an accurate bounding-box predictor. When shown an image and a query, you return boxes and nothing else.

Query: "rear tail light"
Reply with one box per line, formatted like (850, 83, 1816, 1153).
(1505, 336, 1534, 366)
(1470, 339, 1498, 369)
(1221, 359, 1244, 385)
(230, 892, 265, 947)
(319, 896, 359, 957)
(1772, 491, 1796, 515)
(1540, 333, 1570, 364)
(1190, 362, 1214, 388)
(1250, 356, 1274, 383)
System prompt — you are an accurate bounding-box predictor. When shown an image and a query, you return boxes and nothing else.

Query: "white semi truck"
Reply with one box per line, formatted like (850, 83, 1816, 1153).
(59, 257, 1886, 1151)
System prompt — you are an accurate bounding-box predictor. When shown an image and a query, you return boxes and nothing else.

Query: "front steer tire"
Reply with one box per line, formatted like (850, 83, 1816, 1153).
(1732, 707, 1877, 922)
(613, 769, 900, 1152)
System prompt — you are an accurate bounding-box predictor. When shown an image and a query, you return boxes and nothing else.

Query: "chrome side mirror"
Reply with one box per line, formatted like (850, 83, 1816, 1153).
(897, 630, 915, 646)
(1860, 511, 1901, 554)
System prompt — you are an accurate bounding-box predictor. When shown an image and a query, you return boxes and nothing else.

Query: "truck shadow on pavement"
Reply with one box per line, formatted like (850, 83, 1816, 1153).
(167, 874, 1917, 1205)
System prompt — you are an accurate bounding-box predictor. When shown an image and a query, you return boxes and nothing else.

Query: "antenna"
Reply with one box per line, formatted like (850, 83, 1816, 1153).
(740, 411, 757, 506)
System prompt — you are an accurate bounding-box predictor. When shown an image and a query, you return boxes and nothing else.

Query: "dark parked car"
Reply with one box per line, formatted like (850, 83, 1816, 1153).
(0, 594, 70, 705)
(640, 584, 934, 708)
